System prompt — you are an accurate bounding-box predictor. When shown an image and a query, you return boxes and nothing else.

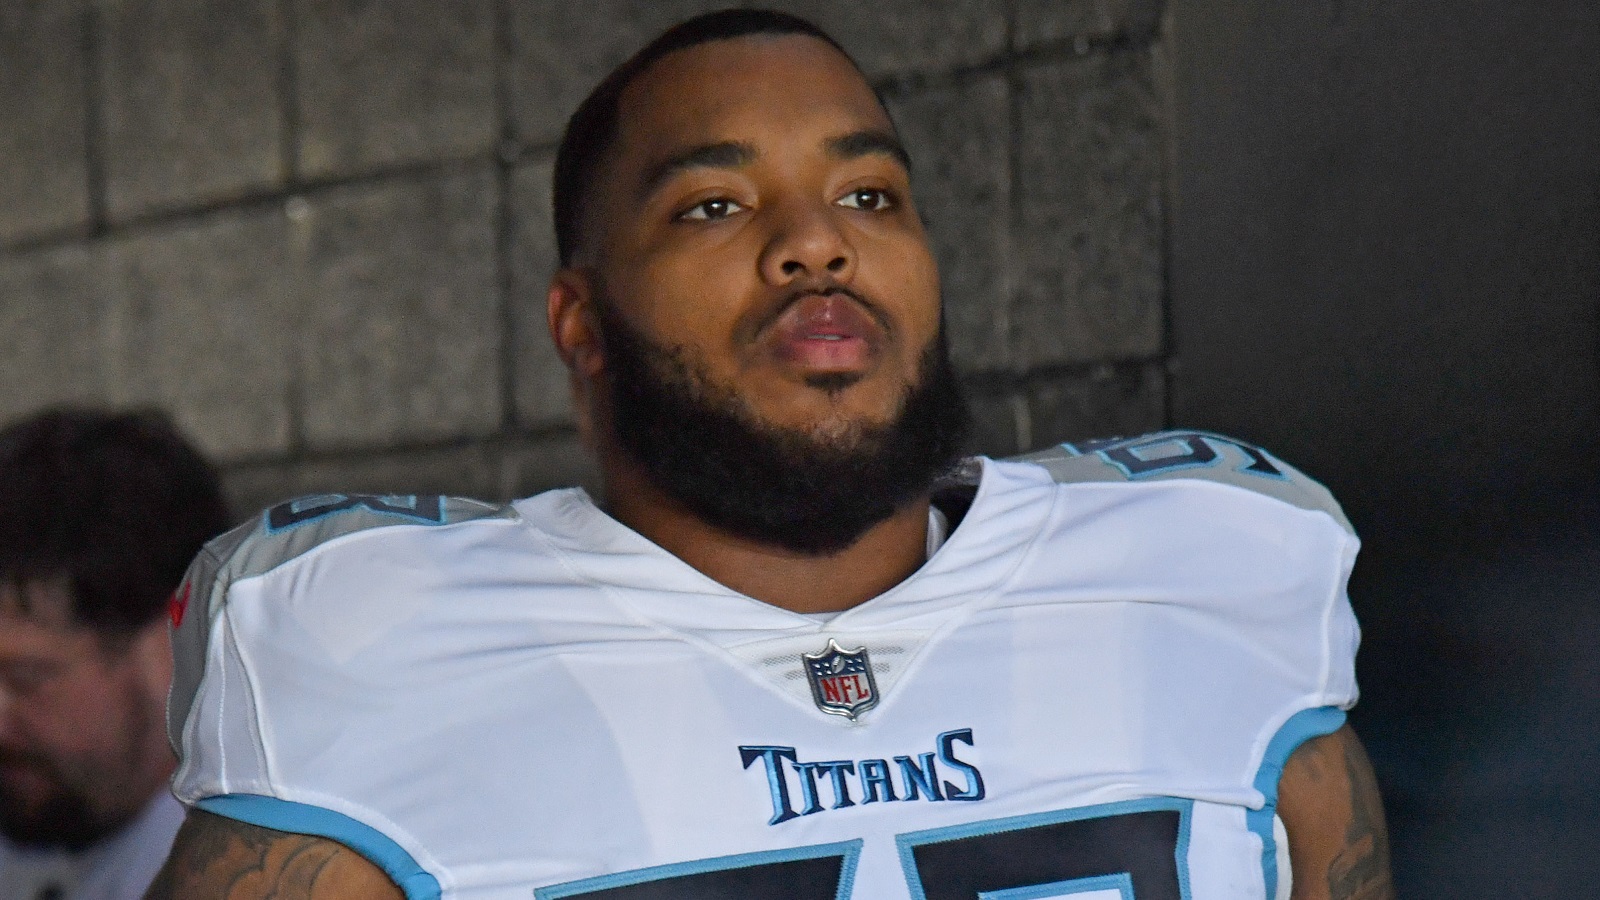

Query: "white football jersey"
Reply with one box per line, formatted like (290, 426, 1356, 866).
(168, 432, 1360, 900)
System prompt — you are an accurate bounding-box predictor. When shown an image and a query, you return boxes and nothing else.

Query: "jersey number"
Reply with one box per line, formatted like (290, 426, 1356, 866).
(536, 800, 1189, 900)
(1069, 432, 1284, 481)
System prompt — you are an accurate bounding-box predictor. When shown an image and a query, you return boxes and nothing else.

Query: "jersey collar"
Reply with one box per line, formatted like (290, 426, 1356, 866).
(519, 457, 1058, 643)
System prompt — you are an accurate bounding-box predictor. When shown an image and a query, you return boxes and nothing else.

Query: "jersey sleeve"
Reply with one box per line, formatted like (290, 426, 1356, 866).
(1012, 430, 1362, 763)
(166, 493, 517, 897)
(1013, 430, 1354, 536)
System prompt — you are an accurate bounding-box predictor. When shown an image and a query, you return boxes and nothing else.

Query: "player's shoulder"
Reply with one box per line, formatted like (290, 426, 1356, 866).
(192, 492, 520, 590)
(1002, 430, 1353, 535)
(166, 493, 523, 749)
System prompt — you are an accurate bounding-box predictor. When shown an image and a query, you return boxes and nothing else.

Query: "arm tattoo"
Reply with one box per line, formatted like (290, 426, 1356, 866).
(143, 809, 355, 899)
(1326, 733, 1395, 900)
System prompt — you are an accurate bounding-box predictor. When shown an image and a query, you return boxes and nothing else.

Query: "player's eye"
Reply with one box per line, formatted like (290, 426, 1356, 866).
(676, 197, 745, 222)
(837, 188, 895, 211)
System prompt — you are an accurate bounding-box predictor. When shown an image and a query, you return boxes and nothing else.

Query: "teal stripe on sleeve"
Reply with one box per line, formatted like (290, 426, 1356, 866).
(1247, 706, 1347, 900)
(196, 794, 441, 900)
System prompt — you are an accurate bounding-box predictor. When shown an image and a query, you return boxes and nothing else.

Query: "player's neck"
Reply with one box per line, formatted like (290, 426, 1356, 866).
(599, 459, 932, 614)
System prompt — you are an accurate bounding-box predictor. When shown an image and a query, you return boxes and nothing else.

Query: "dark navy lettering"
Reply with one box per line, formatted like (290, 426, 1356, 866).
(739, 731, 983, 826)
(937, 729, 986, 801)
(265, 493, 445, 532)
(740, 746, 801, 825)
(1070, 431, 1285, 480)
(858, 759, 896, 803)
(896, 753, 944, 801)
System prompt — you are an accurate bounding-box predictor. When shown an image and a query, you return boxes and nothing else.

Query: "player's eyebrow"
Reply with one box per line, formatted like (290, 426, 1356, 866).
(637, 141, 756, 202)
(826, 129, 911, 172)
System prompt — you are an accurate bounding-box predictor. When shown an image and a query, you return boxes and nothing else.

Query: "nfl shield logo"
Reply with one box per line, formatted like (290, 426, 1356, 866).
(803, 639, 880, 720)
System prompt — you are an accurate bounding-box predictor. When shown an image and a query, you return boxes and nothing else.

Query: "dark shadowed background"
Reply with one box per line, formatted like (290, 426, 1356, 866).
(1, 1, 1595, 894)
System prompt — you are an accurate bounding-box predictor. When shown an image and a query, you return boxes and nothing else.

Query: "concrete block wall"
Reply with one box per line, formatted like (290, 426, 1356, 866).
(0, 0, 1172, 516)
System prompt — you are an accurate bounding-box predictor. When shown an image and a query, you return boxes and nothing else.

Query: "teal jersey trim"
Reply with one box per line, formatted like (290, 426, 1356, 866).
(979, 871, 1135, 899)
(1248, 706, 1347, 899)
(534, 839, 862, 900)
(196, 794, 441, 900)
(896, 796, 1193, 900)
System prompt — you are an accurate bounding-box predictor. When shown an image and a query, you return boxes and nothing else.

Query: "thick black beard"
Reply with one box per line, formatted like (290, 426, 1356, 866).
(599, 306, 969, 556)
(0, 757, 115, 851)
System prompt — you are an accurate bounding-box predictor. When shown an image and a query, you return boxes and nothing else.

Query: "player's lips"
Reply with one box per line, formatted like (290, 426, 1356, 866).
(763, 292, 885, 372)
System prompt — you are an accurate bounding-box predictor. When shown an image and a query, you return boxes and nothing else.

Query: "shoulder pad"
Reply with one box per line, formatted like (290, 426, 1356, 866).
(233, 493, 517, 579)
(1010, 431, 1353, 534)
(165, 493, 517, 753)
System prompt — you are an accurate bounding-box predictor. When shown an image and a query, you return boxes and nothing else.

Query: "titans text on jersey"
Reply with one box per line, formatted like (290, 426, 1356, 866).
(740, 728, 986, 825)
(166, 433, 1360, 900)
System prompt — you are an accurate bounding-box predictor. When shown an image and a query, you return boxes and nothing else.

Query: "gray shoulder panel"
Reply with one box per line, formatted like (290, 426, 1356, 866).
(165, 493, 519, 754)
(1010, 431, 1354, 535)
(227, 493, 518, 583)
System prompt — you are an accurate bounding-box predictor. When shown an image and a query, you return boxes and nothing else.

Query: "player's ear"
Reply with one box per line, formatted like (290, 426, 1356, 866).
(548, 267, 604, 379)
(549, 268, 606, 451)
(126, 614, 174, 703)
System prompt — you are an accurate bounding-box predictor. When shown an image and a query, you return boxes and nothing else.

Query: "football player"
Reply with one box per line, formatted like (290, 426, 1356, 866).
(147, 10, 1391, 900)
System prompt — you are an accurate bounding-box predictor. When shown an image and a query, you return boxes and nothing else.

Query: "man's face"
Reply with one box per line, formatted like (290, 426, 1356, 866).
(0, 581, 168, 848)
(584, 33, 942, 442)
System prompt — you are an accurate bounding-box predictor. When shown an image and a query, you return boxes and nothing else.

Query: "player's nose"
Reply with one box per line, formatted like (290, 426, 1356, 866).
(758, 197, 857, 286)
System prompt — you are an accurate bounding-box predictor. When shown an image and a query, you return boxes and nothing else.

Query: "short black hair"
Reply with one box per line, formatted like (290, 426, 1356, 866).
(552, 8, 862, 266)
(0, 407, 231, 637)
